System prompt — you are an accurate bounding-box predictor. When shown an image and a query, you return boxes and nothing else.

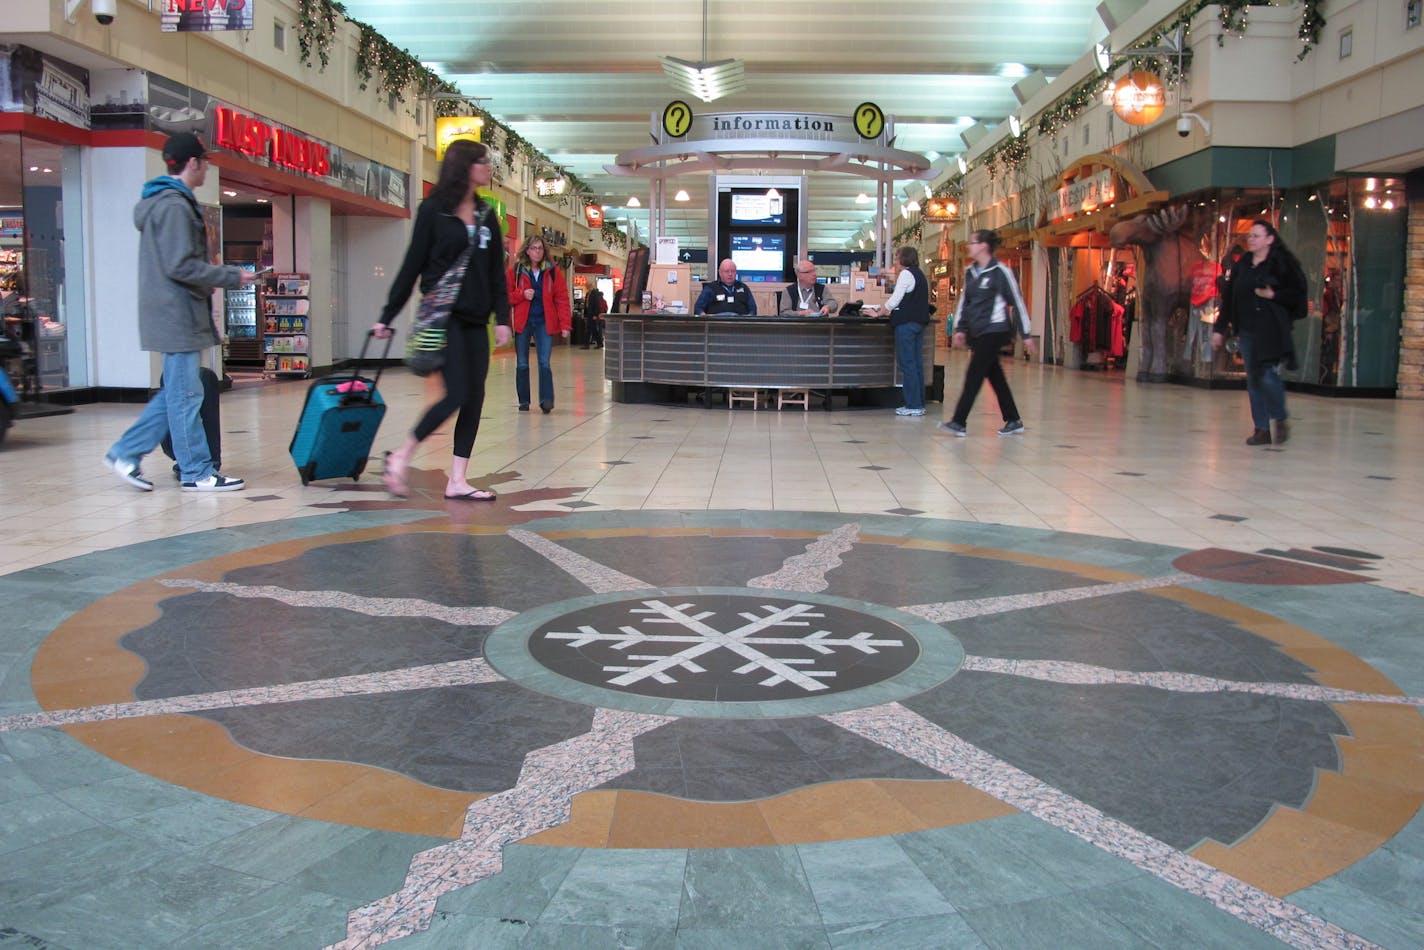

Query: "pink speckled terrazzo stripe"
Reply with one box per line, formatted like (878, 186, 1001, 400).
(823, 703, 1380, 950)
(327, 707, 673, 949)
(899, 573, 1193, 621)
(0, 658, 505, 733)
(748, 522, 861, 592)
(506, 528, 652, 592)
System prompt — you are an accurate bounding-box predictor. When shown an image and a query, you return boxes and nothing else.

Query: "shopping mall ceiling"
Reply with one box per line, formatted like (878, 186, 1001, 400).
(338, 0, 1122, 251)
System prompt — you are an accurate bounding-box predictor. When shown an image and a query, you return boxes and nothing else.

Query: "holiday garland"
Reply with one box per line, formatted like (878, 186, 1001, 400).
(294, 0, 595, 208)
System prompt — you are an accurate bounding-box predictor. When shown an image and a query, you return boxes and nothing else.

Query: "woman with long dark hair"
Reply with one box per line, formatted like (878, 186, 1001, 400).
(1212, 219, 1306, 445)
(507, 234, 572, 412)
(372, 139, 511, 499)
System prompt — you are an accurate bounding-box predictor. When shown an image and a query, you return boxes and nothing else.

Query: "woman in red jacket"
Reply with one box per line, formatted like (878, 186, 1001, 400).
(507, 235, 572, 413)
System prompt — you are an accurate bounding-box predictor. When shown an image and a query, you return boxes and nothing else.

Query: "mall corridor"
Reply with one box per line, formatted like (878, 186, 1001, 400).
(1, 348, 1422, 948)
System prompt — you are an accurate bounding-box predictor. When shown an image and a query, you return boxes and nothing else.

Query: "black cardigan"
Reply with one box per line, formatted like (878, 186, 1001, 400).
(379, 198, 510, 327)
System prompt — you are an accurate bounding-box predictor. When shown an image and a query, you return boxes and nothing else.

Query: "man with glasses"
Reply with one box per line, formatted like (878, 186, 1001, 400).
(782, 260, 838, 316)
(105, 132, 253, 492)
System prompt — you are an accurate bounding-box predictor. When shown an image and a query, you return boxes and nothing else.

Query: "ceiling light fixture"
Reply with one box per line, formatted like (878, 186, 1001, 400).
(957, 156, 969, 175)
(766, 188, 780, 200)
(626, 196, 642, 207)
(660, 0, 745, 102)
(673, 189, 690, 202)
(856, 193, 870, 204)
(1008, 114, 1022, 136)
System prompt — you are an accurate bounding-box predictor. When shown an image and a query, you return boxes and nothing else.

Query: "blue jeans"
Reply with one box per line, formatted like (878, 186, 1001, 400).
(515, 315, 554, 407)
(1238, 332, 1287, 430)
(895, 322, 926, 410)
(108, 351, 213, 482)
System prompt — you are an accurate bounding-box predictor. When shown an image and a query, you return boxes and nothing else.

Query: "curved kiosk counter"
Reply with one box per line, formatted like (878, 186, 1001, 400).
(603, 313, 933, 408)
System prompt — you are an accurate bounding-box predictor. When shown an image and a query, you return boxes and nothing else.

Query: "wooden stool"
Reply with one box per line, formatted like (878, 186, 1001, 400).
(727, 388, 760, 410)
(777, 389, 810, 411)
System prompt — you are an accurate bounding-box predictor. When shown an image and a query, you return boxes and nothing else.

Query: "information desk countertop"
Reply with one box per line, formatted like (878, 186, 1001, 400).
(602, 312, 928, 395)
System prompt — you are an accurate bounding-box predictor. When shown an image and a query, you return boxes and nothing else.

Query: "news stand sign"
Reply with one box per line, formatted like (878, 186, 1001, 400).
(161, 0, 254, 33)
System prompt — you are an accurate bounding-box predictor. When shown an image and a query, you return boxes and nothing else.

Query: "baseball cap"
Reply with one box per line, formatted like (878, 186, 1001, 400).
(162, 132, 207, 166)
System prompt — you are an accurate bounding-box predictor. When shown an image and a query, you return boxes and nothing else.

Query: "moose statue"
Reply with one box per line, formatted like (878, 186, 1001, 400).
(1109, 205, 1199, 381)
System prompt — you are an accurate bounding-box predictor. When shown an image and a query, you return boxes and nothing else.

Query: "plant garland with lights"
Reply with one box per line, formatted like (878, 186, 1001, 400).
(294, 2, 595, 209)
(600, 221, 629, 252)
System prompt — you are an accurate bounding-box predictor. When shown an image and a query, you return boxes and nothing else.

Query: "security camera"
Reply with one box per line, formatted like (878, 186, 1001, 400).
(1176, 116, 1192, 137)
(92, 0, 116, 24)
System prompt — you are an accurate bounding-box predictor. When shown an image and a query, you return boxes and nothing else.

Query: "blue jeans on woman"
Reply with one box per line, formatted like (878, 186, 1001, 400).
(107, 350, 213, 482)
(895, 321, 926, 411)
(515, 313, 555, 408)
(1238, 331, 1287, 430)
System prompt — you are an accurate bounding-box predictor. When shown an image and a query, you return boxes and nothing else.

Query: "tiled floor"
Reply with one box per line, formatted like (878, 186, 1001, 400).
(1, 346, 1422, 949)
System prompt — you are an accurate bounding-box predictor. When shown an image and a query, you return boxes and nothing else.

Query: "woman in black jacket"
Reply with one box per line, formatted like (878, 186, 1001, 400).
(372, 139, 511, 499)
(1212, 219, 1306, 446)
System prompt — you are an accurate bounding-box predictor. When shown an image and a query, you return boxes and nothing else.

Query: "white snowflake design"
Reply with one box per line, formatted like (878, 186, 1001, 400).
(542, 597, 907, 692)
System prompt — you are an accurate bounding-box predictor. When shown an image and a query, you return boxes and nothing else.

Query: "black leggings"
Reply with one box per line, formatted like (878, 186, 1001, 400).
(951, 331, 1021, 425)
(413, 318, 489, 458)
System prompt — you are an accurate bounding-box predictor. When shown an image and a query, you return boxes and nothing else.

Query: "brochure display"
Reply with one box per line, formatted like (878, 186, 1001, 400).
(262, 274, 311, 377)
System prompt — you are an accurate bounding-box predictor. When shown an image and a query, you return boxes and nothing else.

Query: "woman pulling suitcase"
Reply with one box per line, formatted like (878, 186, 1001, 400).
(371, 139, 512, 500)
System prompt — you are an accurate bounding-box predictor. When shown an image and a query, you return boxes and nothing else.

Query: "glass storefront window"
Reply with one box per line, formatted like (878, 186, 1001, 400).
(0, 133, 76, 393)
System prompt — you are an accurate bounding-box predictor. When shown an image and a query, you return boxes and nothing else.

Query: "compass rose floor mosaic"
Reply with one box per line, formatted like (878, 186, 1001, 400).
(1, 354, 1423, 949)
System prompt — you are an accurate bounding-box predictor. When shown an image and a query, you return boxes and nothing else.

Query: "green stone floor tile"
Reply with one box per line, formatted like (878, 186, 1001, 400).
(538, 848, 687, 928)
(1291, 877, 1424, 950)
(796, 837, 956, 927)
(517, 922, 677, 950)
(958, 893, 1147, 950)
(110, 793, 274, 852)
(51, 771, 199, 823)
(162, 882, 351, 950)
(678, 845, 820, 930)
(826, 914, 988, 949)
(1076, 876, 1287, 949)
(433, 843, 581, 918)
(675, 925, 832, 949)
(202, 814, 372, 882)
(0, 792, 99, 857)
(290, 829, 451, 903)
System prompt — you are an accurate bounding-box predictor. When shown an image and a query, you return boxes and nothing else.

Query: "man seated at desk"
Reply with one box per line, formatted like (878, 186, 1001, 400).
(695, 259, 757, 316)
(782, 260, 838, 316)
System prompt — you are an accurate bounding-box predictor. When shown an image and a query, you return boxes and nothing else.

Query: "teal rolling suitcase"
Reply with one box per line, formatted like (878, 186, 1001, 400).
(289, 333, 390, 485)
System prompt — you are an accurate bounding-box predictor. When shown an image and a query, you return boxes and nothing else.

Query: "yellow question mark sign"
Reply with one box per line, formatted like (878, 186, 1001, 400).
(662, 100, 693, 138)
(854, 102, 885, 140)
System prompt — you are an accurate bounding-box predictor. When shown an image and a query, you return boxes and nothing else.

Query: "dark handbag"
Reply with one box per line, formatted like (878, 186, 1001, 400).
(405, 246, 472, 376)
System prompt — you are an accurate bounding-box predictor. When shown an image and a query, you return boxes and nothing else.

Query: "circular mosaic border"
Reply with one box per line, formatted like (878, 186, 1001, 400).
(484, 586, 965, 718)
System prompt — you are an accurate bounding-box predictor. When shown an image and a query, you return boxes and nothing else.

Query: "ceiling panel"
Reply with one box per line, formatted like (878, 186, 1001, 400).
(340, 0, 1107, 249)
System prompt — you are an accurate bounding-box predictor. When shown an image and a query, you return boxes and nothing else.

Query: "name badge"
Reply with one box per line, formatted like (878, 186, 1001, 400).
(477, 225, 491, 249)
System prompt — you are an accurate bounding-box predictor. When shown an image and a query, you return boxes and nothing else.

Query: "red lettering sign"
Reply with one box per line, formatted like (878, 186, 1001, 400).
(214, 107, 331, 178)
(167, 0, 247, 9)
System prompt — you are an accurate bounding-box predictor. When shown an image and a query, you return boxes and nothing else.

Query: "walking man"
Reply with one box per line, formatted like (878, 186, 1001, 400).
(105, 132, 252, 491)
(940, 229, 1033, 437)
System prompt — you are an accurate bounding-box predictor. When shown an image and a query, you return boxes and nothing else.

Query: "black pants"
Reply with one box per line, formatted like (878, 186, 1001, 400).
(587, 316, 604, 347)
(951, 332, 1021, 425)
(414, 318, 489, 458)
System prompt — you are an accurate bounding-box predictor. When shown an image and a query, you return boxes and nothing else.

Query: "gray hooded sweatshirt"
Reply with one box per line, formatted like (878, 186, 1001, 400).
(133, 176, 244, 354)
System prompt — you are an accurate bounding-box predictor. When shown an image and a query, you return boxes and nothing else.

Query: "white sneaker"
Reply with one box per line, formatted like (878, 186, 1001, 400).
(105, 455, 153, 492)
(181, 473, 245, 492)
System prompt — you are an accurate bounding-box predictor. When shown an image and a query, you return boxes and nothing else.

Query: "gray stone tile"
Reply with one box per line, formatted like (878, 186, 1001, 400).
(896, 821, 1087, 909)
(202, 814, 372, 881)
(0, 760, 45, 803)
(111, 794, 274, 852)
(393, 912, 530, 949)
(51, 772, 199, 823)
(518, 922, 677, 949)
(1292, 875, 1424, 949)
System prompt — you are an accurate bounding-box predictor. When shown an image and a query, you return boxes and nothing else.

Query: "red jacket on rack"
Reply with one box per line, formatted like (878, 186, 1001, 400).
(507, 264, 573, 335)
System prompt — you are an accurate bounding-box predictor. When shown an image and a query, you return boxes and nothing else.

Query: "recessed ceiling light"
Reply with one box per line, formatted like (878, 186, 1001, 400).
(256, 198, 269, 204)
(223, 190, 238, 197)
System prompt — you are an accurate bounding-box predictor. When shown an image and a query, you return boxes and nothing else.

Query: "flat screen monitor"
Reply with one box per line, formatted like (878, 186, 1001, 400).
(729, 191, 784, 226)
(729, 233, 785, 282)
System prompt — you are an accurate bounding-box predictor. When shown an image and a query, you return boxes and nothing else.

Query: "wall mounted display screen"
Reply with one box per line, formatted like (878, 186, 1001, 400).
(729, 233, 785, 282)
(729, 191, 784, 226)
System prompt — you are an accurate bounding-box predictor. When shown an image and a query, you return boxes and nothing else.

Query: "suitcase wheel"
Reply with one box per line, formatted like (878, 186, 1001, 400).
(300, 462, 316, 486)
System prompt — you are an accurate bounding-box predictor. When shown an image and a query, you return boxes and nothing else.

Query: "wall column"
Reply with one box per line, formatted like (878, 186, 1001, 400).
(1399, 198, 1424, 399)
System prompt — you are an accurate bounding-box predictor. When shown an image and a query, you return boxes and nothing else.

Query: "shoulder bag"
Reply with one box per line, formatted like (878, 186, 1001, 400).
(405, 245, 472, 377)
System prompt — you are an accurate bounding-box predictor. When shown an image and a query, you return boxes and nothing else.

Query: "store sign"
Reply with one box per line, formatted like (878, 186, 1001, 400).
(924, 197, 959, 221)
(585, 205, 604, 228)
(688, 112, 868, 145)
(435, 116, 484, 160)
(215, 107, 331, 177)
(535, 177, 567, 197)
(161, 0, 255, 33)
(1051, 168, 1116, 220)
(1109, 70, 1166, 126)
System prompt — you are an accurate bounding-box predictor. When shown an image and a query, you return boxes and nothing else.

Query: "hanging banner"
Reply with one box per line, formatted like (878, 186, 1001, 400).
(161, 0, 255, 33)
(585, 205, 604, 228)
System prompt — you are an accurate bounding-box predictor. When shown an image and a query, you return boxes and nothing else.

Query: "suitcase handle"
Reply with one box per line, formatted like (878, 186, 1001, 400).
(332, 331, 393, 404)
